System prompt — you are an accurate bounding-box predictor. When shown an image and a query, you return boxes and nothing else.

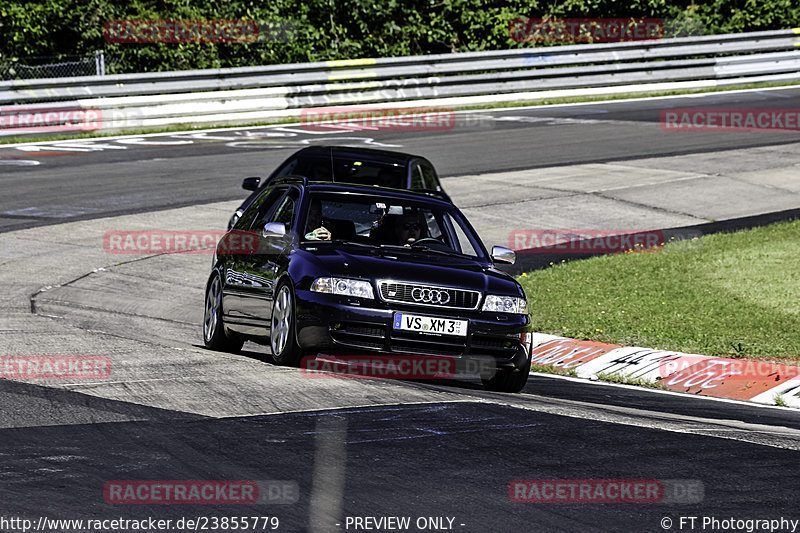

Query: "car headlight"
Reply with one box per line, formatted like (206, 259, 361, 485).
(482, 294, 527, 314)
(311, 277, 375, 299)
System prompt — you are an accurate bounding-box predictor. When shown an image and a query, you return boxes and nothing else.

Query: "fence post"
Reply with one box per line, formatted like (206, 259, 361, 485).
(95, 50, 106, 76)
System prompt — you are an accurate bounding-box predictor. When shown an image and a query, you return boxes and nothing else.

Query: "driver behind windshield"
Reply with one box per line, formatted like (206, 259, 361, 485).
(393, 211, 424, 246)
(305, 199, 331, 241)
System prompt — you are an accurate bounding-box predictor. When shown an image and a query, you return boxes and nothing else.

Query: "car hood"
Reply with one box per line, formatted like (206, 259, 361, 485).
(296, 245, 524, 297)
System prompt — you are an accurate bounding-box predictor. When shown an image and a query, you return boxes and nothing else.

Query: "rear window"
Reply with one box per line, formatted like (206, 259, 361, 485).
(296, 156, 405, 188)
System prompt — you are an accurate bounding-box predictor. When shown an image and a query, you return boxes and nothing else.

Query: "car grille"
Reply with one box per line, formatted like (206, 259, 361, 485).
(389, 332, 519, 359)
(329, 322, 387, 350)
(470, 335, 520, 358)
(378, 281, 481, 310)
(390, 331, 466, 356)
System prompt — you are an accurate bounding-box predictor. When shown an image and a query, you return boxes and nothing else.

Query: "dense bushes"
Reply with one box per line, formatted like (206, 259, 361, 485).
(0, 0, 798, 74)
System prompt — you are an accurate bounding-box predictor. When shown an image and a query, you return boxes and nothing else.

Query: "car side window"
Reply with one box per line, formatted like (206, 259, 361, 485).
(235, 187, 284, 230)
(273, 157, 298, 179)
(419, 160, 438, 188)
(248, 187, 289, 231)
(410, 162, 427, 190)
(255, 187, 300, 234)
(296, 157, 333, 181)
(270, 193, 296, 230)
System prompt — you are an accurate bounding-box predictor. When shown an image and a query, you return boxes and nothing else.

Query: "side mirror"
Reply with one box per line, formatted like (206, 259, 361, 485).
(242, 177, 261, 191)
(491, 246, 516, 265)
(262, 222, 287, 238)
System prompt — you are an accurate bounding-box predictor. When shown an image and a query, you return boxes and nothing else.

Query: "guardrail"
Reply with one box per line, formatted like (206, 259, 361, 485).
(1, 28, 799, 136)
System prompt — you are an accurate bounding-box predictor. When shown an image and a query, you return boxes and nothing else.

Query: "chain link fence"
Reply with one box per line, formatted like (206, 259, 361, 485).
(0, 51, 108, 81)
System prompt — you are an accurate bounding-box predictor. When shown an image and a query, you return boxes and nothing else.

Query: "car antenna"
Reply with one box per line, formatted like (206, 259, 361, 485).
(329, 147, 335, 182)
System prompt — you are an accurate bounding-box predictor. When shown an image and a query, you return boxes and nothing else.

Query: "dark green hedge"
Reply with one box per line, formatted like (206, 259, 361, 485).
(0, 0, 798, 74)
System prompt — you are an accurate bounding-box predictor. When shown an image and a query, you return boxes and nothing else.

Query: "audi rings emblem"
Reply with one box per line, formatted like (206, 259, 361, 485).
(411, 287, 451, 304)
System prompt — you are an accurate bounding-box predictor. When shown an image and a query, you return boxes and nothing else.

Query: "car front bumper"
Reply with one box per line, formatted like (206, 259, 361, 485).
(295, 290, 532, 371)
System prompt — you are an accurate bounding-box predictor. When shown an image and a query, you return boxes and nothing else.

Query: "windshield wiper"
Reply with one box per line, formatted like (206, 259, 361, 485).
(410, 245, 463, 258)
(332, 239, 375, 248)
(304, 240, 466, 258)
(379, 243, 463, 259)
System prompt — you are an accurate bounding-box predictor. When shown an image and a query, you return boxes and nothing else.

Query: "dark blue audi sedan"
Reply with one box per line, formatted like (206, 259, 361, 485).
(204, 177, 532, 392)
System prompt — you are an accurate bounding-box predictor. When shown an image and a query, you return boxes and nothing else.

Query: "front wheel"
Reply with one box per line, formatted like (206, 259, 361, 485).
(270, 282, 302, 366)
(203, 272, 244, 353)
(482, 350, 531, 393)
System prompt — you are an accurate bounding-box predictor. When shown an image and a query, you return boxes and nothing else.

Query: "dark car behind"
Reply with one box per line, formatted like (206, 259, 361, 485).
(228, 146, 449, 229)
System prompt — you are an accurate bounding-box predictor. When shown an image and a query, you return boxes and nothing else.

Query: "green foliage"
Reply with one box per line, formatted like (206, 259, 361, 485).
(0, 0, 798, 73)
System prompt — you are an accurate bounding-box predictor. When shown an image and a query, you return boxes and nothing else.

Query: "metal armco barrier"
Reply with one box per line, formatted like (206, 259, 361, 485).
(1, 29, 799, 135)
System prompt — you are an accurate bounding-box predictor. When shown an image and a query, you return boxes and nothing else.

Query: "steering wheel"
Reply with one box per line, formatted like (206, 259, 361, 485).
(410, 238, 443, 247)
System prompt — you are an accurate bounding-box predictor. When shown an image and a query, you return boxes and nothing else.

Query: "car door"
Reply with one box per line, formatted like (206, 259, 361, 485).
(222, 186, 288, 333)
(235, 187, 299, 336)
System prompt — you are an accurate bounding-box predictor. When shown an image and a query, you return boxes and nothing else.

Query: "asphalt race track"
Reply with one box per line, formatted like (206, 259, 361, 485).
(3, 86, 800, 232)
(1, 87, 800, 532)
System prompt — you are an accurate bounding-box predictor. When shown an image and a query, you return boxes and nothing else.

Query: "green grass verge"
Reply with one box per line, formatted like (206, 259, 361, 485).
(530, 363, 577, 377)
(518, 220, 800, 360)
(3, 79, 800, 146)
(595, 372, 668, 390)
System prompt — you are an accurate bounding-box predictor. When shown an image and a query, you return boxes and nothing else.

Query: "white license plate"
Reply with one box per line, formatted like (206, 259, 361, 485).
(393, 313, 467, 337)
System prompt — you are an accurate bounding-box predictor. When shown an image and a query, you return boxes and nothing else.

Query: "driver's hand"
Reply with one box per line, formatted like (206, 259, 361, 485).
(314, 226, 331, 241)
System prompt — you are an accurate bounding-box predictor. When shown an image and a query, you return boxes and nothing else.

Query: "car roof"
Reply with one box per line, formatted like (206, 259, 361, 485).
(301, 181, 451, 204)
(269, 175, 448, 201)
(294, 145, 426, 164)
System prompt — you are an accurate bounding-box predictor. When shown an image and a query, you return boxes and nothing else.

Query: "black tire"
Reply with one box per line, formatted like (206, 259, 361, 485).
(482, 358, 531, 393)
(269, 282, 302, 366)
(203, 271, 244, 353)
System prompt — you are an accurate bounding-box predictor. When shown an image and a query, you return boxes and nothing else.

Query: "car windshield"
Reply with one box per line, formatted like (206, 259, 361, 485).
(293, 156, 405, 188)
(301, 193, 483, 259)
